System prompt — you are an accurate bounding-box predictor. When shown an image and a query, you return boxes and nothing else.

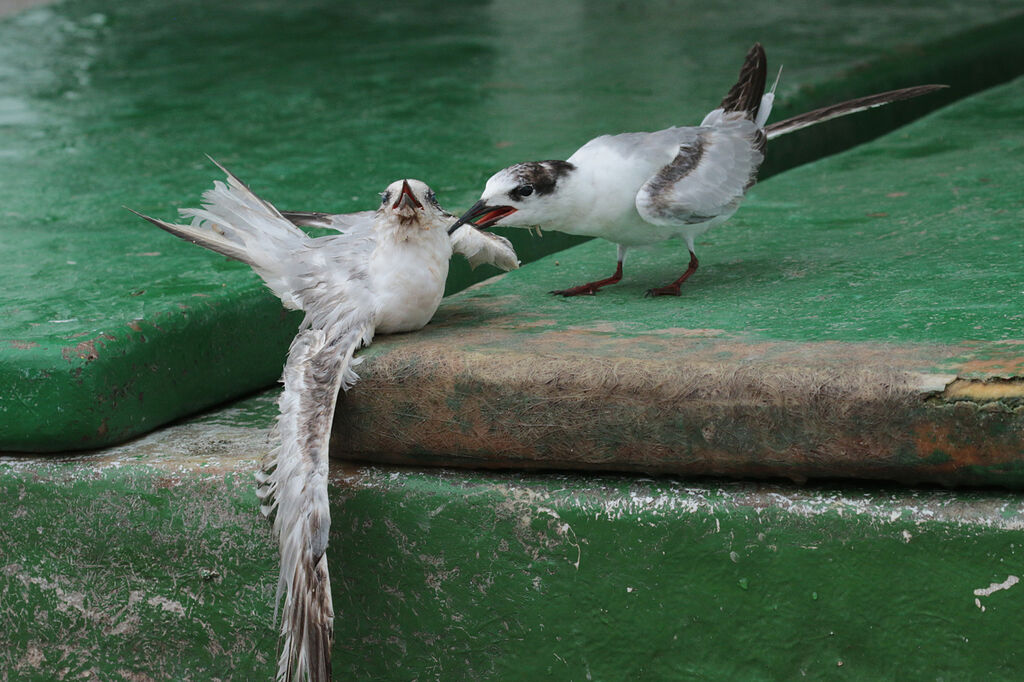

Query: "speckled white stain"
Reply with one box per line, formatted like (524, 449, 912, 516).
(974, 575, 1020, 597)
(973, 575, 1019, 611)
(147, 595, 186, 616)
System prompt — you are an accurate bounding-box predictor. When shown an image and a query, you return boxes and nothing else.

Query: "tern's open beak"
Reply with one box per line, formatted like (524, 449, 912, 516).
(447, 199, 518, 235)
(393, 180, 424, 211)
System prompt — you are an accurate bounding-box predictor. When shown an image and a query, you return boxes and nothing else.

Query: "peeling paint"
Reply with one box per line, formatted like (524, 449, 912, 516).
(943, 377, 1024, 401)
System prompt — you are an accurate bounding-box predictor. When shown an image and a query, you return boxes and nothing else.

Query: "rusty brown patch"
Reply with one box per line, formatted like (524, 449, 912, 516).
(336, 341, 956, 478)
(61, 333, 116, 363)
(912, 420, 1018, 471)
(956, 356, 1024, 377)
(8, 340, 39, 349)
(334, 320, 1024, 485)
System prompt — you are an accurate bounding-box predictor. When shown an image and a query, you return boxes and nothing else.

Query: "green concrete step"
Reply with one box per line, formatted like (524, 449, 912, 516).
(333, 74, 1024, 488)
(4, 393, 1024, 680)
(4, 0, 1024, 451)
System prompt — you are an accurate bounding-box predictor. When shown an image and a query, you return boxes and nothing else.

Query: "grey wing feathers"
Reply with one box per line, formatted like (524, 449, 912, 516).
(765, 84, 947, 140)
(177, 165, 308, 271)
(450, 225, 520, 271)
(635, 117, 764, 227)
(126, 207, 260, 268)
(256, 316, 374, 682)
(205, 156, 297, 226)
(131, 162, 325, 308)
(283, 210, 377, 233)
(130, 162, 308, 272)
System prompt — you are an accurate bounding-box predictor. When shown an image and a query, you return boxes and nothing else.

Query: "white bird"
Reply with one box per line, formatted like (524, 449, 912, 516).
(449, 43, 945, 297)
(130, 162, 518, 682)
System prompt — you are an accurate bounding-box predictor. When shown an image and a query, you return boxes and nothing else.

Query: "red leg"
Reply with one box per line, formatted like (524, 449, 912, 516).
(550, 260, 624, 297)
(645, 251, 699, 297)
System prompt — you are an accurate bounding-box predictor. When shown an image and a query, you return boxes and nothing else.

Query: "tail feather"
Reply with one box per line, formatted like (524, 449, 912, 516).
(719, 43, 767, 118)
(765, 84, 947, 140)
(754, 65, 783, 128)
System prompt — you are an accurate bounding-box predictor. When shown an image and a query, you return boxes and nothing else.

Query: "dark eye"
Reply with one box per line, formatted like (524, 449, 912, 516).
(380, 191, 391, 206)
(518, 184, 534, 197)
(426, 190, 438, 205)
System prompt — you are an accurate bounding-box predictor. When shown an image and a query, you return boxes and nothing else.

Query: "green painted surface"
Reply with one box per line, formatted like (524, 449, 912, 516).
(4, 412, 1024, 680)
(334, 76, 1024, 485)
(3, 0, 1024, 451)
(335, 472, 1024, 681)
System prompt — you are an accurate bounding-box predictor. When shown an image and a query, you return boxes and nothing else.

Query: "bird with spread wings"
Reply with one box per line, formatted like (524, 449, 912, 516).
(131, 162, 518, 681)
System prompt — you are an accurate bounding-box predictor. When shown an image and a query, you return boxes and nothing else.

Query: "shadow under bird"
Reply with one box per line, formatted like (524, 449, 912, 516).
(449, 43, 946, 297)
(129, 161, 518, 682)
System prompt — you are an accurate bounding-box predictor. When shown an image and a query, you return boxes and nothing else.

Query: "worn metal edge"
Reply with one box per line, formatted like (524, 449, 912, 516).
(332, 334, 1024, 488)
(0, 289, 297, 453)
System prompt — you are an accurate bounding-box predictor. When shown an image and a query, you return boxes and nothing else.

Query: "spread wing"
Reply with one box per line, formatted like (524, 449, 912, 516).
(449, 224, 520, 271)
(282, 210, 377, 234)
(634, 114, 764, 227)
(134, 161, 381, 682)
(256, 309, 375, 682)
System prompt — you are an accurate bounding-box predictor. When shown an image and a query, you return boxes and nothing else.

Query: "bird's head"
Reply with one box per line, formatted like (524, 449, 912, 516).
(379, 179, 451, 228)
(448, 160, 576, 234)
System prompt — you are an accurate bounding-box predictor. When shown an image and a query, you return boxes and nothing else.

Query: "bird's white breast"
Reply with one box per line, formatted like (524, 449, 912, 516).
(561, 131, 682, 246)
(371, 227, 452, 334)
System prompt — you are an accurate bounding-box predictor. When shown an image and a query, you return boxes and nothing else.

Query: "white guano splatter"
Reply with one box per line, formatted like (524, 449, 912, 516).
(972, 575, 1019, 612)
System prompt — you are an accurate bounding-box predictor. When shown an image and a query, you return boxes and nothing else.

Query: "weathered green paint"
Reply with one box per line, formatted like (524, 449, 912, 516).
(334, 76, 1024, 485)
(4, 0, 1024, 451)
(4, 406, 1024, 680)
(335, 471, 1024, 681)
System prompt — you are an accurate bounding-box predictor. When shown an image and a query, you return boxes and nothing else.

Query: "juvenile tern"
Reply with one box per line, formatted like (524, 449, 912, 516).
(130, 162, 517, 682)
(450, 43, 944, 296)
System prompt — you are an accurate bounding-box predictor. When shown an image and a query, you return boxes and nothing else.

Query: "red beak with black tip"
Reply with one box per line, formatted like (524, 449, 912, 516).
(447, 199, 518, 235)
(393, 180, 424, 211)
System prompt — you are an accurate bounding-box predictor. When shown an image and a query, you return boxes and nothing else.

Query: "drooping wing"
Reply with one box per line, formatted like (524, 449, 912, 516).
(282, 210, 377, 234)
(449, 224, 520, 271)
(635, 114, 765, 227)
(256, 310, 375, 682)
